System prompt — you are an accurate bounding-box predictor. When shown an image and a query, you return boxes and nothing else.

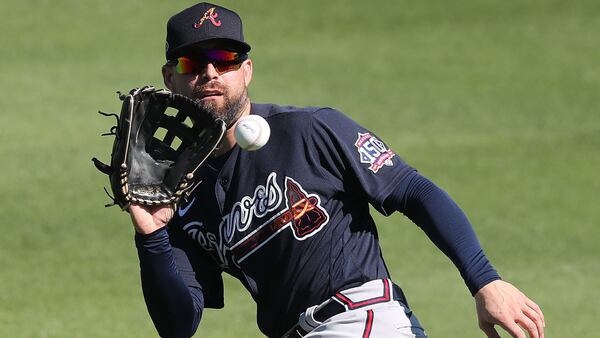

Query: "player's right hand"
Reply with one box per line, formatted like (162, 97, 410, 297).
(129, 204, 174, 235)
(475, 280, 545, 338)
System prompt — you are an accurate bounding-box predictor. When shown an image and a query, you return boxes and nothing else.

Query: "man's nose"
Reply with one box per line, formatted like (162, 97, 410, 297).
(199, 62, 220, 81)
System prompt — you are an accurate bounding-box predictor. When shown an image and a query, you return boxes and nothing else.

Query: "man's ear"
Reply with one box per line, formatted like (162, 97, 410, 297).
(162, 65, 175, 90)
(242, 59, 253, 87)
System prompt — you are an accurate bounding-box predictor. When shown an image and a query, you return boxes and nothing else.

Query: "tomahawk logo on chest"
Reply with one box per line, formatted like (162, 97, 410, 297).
(182, 172, 329, 267)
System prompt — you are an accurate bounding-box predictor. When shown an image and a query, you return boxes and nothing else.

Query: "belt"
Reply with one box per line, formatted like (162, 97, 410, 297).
(283, 280, 408, 338)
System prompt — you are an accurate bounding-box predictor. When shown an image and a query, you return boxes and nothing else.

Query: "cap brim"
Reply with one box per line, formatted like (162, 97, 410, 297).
(167, 38, 251, 60)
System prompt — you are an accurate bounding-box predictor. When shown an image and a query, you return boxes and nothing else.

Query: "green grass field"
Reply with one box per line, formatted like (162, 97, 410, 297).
(1, 0, 599, 337)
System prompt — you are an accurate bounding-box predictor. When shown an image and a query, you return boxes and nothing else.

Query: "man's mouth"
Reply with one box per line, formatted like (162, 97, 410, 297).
(198, 89, 223, 100)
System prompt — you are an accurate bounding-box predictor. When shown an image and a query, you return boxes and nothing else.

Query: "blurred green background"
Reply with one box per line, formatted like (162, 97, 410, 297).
(1, 0, 598, 337)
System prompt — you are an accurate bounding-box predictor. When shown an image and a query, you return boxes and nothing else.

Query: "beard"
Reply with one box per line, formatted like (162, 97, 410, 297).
(193, 83, 248, 127)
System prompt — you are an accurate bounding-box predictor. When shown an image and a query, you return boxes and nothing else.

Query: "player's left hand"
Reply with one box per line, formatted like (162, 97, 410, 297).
(475, 280, 545, 338)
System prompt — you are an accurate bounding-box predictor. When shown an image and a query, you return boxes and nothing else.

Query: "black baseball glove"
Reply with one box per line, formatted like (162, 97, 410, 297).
(92, 86, 226, 209)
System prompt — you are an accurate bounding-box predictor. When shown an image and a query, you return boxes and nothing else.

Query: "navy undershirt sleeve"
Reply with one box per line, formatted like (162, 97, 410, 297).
(135, 227, 204, 338)
(383, 171, 501, 295)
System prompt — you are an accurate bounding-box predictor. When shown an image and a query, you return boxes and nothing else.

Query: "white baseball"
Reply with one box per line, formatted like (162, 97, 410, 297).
(234, 115, 271, 151)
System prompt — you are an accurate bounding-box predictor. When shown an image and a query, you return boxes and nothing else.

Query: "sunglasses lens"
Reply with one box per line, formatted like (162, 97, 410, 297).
(175, 57, 195, 74)
(214, 62, 241, 73)
(174, 51, 246, 74)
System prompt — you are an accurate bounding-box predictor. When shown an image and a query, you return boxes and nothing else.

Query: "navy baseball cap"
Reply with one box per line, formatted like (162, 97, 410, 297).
(165, 2, 251, 60)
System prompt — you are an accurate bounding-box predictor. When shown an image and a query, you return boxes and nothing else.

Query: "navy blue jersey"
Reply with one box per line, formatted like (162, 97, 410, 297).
(168, 103, 414, 335)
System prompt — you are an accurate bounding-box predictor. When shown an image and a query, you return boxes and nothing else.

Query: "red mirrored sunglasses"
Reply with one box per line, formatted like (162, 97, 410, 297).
(171, 50, 248, 74)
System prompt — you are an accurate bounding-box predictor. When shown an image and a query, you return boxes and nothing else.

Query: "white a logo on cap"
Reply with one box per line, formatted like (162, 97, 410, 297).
(194, 7, 222, 28)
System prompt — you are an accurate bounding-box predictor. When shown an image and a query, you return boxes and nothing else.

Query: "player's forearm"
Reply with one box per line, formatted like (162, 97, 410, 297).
(385, 171, 500, 295)
(135, 227, 203, 338)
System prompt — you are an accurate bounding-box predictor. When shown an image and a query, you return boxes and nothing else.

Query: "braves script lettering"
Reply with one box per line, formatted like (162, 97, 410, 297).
(221, 172, 282, 241)
(183, 173, 282, 267)
(182, 173, 329, 268)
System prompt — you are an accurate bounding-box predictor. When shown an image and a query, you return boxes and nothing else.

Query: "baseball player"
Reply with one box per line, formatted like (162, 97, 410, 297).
(128, 2, 545, 338)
